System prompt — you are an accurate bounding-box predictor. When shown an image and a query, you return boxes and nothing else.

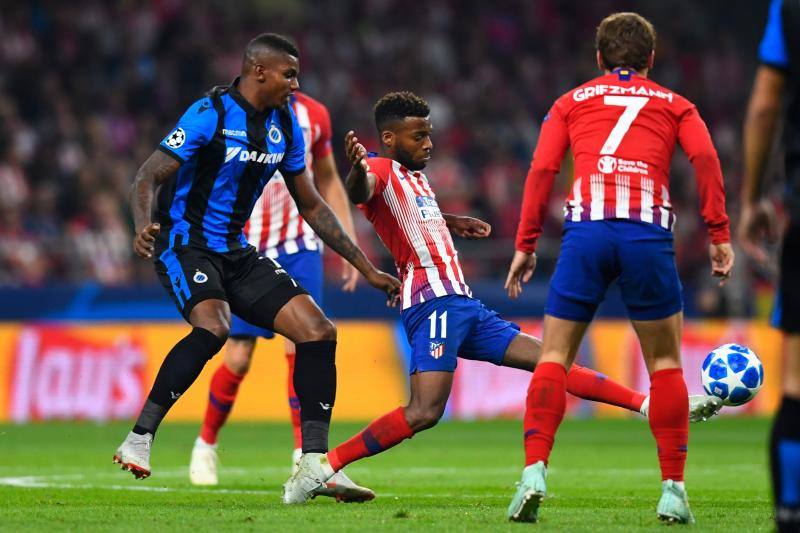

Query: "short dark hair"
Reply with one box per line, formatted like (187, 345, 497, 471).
(374, 91, 430, 131)
(595, 12, 656, 71)
(244, 33, 300, 62)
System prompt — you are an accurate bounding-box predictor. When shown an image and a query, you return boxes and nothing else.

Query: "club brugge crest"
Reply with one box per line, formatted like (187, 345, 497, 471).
(268, 124, 283, 144)
(429, 341, 445, 359)
(193, 269, 208, 284)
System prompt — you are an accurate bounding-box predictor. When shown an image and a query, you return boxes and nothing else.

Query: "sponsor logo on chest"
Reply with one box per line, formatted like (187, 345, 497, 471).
(225, 146, 285, 164)
(415, 195, 442, 220)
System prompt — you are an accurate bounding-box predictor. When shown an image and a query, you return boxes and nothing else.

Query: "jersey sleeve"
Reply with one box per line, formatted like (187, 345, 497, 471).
(310, 103, 333, 160)
(158, 97, 218, 164)
(357, 158, 391, 215)
(676, 104, 731, 244)
(759, 0, 789, 69)
(279, 107, 307, 177)
(515, 102, 571, 254)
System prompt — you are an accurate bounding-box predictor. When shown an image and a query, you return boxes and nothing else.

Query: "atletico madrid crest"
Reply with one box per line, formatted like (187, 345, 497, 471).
(429, 341, 445, 359)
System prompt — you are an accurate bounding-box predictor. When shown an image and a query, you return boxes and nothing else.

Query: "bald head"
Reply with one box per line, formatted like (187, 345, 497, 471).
(242, 33, 300, 75)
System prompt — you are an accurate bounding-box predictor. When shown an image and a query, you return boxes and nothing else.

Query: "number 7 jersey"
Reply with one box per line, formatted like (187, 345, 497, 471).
(515, 68, 730, 253)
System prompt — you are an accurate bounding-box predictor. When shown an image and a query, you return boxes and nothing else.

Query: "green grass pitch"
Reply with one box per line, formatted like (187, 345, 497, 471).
(0, 418, 772, 531)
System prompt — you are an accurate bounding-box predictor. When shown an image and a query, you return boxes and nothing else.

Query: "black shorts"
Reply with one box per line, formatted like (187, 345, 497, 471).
(154, 244, 308, 327)
(777, 222, 800, 333)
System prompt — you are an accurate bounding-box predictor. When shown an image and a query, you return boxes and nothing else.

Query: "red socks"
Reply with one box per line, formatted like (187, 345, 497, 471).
(523, 362, 567, 466)
(567, 364, 647, 413)
(285, 352, 302, 449)
(199, 363, 244, 445)
(328, 407, 414, 471)
(648, 368, 688, 481)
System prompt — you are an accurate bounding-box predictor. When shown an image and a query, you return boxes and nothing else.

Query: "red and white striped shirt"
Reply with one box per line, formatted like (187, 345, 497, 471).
(245, 91, 333, 258)
(359, 157, 471, 310)
(516, 70, 730, 253)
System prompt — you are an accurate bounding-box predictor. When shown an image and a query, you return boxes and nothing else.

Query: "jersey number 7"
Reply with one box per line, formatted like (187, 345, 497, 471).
(600, 96, 649, 155)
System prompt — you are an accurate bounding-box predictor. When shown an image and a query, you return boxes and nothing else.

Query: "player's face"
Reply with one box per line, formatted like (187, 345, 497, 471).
(258, 52, 300, 108)
(390, 117, 433, 171)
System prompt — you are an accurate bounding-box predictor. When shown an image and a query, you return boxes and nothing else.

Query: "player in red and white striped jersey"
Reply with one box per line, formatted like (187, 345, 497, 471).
(282, 91, 721, 506)
(190, 91, 361, 488)
(505, 13, 734, 524)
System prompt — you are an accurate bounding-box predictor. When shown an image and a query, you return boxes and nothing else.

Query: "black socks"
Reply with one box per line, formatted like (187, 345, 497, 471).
(293, 340, 337, 453)
(132, 327, 225, 436)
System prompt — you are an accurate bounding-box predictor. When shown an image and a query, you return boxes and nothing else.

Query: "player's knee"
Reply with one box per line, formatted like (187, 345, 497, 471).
(225, 337, 254, 374)
(306, 316, 337, 341)
(405, 404, 445, 432)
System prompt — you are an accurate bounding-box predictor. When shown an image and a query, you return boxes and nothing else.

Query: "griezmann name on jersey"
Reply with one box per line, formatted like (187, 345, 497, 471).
(515, 68, 730, 253)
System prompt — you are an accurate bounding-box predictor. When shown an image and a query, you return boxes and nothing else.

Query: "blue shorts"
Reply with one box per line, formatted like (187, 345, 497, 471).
(230, 249, 324, 339)
(400, 295, 521, 374)
(546, 220, 683, 322)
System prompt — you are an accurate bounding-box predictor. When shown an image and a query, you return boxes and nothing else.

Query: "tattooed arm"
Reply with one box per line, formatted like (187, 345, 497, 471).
(285, 168, 400, 300)
(130, 150, 180, 258)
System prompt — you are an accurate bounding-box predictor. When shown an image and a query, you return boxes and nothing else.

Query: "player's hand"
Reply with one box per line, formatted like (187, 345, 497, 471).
(344, 131, 369, 174)
(737, 199, 778, 267)
(709, 242, 735, 287)
(133, 223, 160, 259)
(341, 260, 359, 292)
(505, 250, 537, 299)
(448, 216, 492, 239)
(365, 269, 401, 307)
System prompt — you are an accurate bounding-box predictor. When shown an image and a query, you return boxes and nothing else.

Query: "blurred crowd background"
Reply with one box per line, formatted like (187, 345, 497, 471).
(0, 0, 780, 316)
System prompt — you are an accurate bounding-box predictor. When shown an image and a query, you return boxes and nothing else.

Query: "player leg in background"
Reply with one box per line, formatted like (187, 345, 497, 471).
(631, 312, 693, 524)
(507, 314, 588, 522)
(189, 335, 255, 486)
(771, 333, 800, 532)
(114, 299, 230, 479)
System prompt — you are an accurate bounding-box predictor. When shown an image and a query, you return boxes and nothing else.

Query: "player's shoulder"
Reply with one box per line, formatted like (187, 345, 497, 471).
(180, 94, 219, 121)
(366, 156, 394, 175)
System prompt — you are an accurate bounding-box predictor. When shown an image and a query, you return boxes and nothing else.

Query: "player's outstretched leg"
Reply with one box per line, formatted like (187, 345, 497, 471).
(632, 314, 694, 524)
(115, 300, 228, 479)
(190, 337, 253, 486)
(284, 371, 451, 504)
(505, 332, 723, 422)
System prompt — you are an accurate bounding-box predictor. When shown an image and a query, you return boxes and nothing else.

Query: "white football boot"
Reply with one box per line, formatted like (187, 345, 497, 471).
(656, 480, 695, 524)
(291, 448, 302, 475)
(314, 470, 376, 503)
(113, 431, 152, 479)
(189, 437, 219, 486)
(283, 452, 332, 504)
(507, 461, 547, 522)
(640, 395, 723, 422)
(283, 453, 375, 504)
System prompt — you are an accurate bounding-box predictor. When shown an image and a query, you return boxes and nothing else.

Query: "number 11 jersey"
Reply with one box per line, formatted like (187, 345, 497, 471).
(515, 68, 730, 254)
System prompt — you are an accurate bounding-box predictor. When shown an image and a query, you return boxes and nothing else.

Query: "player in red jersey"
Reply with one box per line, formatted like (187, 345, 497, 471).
(282, 91, 724, 505)
(187, 91, 366, 498)
(505, 13, 734, 524)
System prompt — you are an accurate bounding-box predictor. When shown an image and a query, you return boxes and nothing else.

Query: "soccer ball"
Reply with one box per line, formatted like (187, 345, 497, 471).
(701, 344, 764, 406)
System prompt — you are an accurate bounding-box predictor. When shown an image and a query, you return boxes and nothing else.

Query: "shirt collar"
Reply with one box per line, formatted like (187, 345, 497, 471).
(228, 77, 270, 117)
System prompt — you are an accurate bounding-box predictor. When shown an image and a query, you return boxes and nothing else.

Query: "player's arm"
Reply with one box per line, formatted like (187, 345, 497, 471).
(442, 214, 491, 239)
(285, 168, 400, 302)
(739, 0, 789, 266)
(677, 105, 734, 285)
(343, 131, 377, 204)
(130, 151, 180, 258)
(313, 152, 360, 291)
(740, 66, 785, 266)
(505, 105, 570, 299)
